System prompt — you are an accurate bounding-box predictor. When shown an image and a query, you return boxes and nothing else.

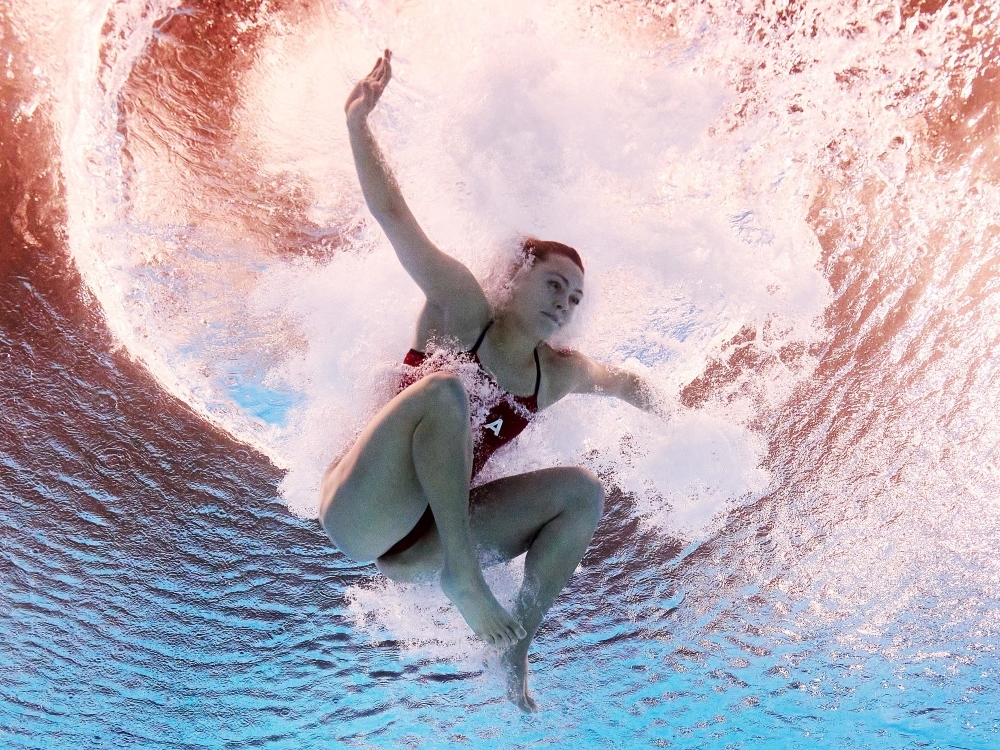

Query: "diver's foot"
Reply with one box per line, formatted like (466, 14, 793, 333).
(440, 565, 526, 648)
(501, 640, 539, 712)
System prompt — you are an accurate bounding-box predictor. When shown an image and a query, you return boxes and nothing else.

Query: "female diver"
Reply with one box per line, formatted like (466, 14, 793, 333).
(319, 50, 663, 711)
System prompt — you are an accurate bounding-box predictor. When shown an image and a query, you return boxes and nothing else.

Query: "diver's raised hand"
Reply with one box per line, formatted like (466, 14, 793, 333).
(345, 49, 392, 129)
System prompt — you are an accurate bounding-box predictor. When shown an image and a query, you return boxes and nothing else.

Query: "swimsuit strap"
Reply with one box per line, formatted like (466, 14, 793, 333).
(470, 319, 542, 400)
(469, 320, 494, 355)
(532, 348, 541, 399)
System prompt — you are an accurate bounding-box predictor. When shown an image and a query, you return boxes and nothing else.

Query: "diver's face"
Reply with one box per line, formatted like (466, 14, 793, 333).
(508, 255, 585, 339)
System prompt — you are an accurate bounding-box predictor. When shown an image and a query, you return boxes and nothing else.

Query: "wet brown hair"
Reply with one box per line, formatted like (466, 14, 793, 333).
(523, 238, 585, 274)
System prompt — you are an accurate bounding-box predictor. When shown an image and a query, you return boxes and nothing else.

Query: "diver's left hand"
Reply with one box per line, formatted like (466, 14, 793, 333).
(345, 49, 392, 130)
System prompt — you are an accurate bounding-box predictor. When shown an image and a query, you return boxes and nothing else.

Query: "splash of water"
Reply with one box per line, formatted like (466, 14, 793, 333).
(14, 0, 1000, 712)
(47, 0, 837, 528)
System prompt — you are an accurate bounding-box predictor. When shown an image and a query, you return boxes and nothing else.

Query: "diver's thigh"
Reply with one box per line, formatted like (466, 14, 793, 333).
(469, 467, 594, 561)
(377, 466, 600, 576)
(320, 388, 432, 561)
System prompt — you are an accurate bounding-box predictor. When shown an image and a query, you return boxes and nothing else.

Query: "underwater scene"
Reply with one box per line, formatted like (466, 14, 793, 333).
(2, 0, 999, 746)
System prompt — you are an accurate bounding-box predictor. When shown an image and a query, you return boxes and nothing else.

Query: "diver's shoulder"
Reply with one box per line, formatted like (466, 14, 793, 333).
(538, 342, 584, 365)
(538, 344, 590, 394)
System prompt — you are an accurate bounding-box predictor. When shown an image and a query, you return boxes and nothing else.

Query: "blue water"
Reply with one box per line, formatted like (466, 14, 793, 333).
(3, 378, 996, 749)
(4, 0, 1000, 746)
(227, 379, 302, 427)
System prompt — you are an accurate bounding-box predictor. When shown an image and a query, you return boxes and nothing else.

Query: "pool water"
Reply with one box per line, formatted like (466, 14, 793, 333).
(2, 0, 999, 747)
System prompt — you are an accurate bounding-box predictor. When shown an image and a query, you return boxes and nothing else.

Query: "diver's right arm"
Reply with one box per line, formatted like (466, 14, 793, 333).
(346, 51, 488, 321)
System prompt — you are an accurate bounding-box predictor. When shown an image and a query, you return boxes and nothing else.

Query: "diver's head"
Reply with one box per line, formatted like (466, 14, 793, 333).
(503, 238, 585, 340)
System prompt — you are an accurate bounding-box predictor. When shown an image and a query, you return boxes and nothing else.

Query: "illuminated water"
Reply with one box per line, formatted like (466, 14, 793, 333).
(2, 0, 999, 746)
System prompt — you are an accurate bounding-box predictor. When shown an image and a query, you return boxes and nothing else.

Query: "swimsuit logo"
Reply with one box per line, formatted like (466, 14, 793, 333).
(484, 418, 503, 436)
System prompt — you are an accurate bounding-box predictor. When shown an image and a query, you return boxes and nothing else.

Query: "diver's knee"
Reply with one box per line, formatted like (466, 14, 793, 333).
(420, 371, 470, 421)
(566, 466, 605, 523)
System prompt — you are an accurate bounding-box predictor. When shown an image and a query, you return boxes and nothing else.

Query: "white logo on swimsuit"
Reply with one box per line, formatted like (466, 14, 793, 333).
(484, 418, 503, 436)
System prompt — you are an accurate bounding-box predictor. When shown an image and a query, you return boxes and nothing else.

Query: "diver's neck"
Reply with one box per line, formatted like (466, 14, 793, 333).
(487, 312, 541, 363)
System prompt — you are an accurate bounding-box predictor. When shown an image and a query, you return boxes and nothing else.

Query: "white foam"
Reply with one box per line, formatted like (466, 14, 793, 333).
(346, 558, 525, 668)
(35, 0, 1000, 646)
(233, 1, 833, 526)
(34, 0, 832, 525)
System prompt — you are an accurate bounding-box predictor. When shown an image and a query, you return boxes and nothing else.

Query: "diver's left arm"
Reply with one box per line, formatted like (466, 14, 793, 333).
(562, 351, 670, 419)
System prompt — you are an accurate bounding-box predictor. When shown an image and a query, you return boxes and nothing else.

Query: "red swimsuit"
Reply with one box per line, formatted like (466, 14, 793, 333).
(382, 321, 541, 557)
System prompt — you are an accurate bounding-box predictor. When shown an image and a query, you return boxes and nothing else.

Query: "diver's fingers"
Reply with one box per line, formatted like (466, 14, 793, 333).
(381, 49, 392, 83)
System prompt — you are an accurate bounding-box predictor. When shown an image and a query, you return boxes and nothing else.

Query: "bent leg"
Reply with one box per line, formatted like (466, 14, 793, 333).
(320, 371, 524, 646)
(377, 465, 605, 711)
(477, 468, 605, 712)
(408, 375, 526, 646)
(319, 370, 452, 562)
